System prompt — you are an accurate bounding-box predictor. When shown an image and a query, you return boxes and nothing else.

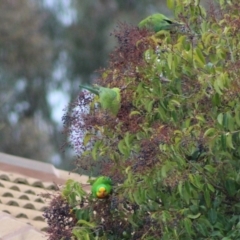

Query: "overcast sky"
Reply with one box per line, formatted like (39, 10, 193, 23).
(44, 0, 75, 25)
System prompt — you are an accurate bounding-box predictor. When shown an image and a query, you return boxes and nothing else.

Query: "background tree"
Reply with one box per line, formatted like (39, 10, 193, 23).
(0, 0, 57, 161)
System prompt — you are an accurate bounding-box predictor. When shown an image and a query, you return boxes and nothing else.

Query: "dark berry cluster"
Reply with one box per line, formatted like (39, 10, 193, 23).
(90, 197, 129, 238)
(43, 195, 77, 240)
(110, 23, 152, 72)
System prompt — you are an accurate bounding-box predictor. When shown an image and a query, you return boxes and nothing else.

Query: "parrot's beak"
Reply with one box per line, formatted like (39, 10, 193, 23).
(97, 187, 107, 198)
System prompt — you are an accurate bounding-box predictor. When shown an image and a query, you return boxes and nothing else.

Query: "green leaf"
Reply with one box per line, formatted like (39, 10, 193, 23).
(213, 79, 223, 95)
(224, 112, 235, 131)
(210, 231, 223, 238)
(222, 112, 229, 129)
(187, 213, 201, 219)
(221, 134, 227, 150)
(224, 179, 237, 197)
(130, 111, 141, 116)
(204, 165, 216, 174)
(161, 210, 171, 223)
(146, 99, 154, 112)
(167, 52, 173, 70)
(196, 115, 205, 123)
(235, 107, 240, 127)
(161, 162, 173, 178)
(124, 132, 131, 148)
(170, 99, 181, 107)
(204, 187, 211, 208)
(178, 181, 183, 197)
(118, 140, 130, 157)
(211, 93, 221, 106)
(195, 47, 205, 68)
(77, 219, 95, 228)
(83, 133, 92, 146)
(181, 182, 191, 204)
(158, 106, 167, 121)
(189, 174, 202, 189)
(171, 110, 178, 122)
(196, 222, 208, 237)
(207, 183, 215, 193)
(217, 113, 223, 125)
(204, 128, 216, 137)
(183, 218, 193, 235)
(72, 228, 91, 240)
(208, 208, 217, 225)
(91, 141, 102, 160)
(197, 217, 212, 237)
(133, 190, 141, 205)
(226, 133, 235, 149)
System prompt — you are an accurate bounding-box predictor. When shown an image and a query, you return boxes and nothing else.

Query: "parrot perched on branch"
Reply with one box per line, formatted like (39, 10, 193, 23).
(79, 84, 121, 116)
(138, 13, 181, 33)
(91, 176, 113, 199)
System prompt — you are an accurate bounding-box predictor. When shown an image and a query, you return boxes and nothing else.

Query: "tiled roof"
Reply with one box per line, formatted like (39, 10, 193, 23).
(0, 212, 45, 240)
(0, 152, 90, 240)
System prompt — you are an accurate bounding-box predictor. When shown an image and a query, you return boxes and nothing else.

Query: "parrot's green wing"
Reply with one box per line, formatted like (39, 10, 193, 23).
(99, 87, 121, 116)
(92, 176, 113, 186)
(91, 176, 113, 199)
(79, 84, 121, 116)
(138, 13, 180, 33)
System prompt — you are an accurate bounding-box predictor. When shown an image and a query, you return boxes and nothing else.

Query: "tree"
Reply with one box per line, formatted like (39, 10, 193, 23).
(0, 0, 58, 161)
(44, 0, 240, 239)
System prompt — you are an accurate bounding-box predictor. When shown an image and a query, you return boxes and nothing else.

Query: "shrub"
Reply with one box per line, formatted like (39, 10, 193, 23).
(45, 0, 240, 239)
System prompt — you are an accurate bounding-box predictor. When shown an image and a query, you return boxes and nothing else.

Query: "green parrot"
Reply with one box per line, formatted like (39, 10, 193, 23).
(138, 13, 180, 33)
(91, 176, 113, 199)
(79, 84, 121, 116)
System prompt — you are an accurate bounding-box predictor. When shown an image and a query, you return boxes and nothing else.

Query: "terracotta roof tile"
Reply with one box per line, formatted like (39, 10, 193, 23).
(0, 152, 90, 240)
(0, 212, 46, 240)
(0, 174, 52, 231)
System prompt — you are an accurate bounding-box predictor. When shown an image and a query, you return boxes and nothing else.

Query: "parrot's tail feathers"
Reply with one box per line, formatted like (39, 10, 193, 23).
(79, 84, 99, 95)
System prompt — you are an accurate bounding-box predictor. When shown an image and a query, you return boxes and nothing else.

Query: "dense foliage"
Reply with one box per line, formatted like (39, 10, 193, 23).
(44, 0, 240, 239)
